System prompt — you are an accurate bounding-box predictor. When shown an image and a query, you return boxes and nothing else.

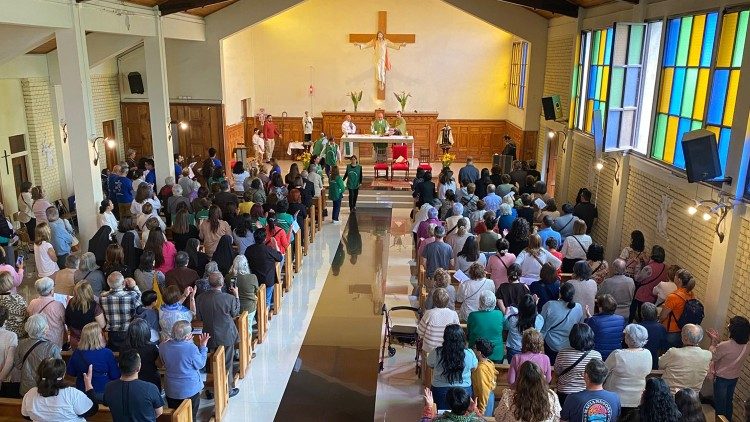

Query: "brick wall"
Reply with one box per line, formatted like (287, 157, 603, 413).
(91, 75, 124, 168)
(543, 36, 574, 121)
(619, 165, 715, 301)
(567, 137, 596, 204)
(726, 217, 750, 421)
(21, 78, 61, 202)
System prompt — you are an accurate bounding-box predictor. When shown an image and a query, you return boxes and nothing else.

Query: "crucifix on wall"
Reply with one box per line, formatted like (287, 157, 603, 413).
(350, 11, 415, 100)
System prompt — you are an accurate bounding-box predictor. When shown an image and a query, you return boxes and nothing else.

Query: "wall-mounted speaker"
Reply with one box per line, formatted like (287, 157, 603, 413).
(127, 72, 144, 95)
(682, 129, 721, 183)
(542, 95, 562, 121)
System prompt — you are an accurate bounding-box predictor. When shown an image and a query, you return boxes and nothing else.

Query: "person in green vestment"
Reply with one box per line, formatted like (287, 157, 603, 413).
(370, 111, 389, 154)
(328, 165, 345, 225)
(311, 133, 328, 157)
(324, 139, 340, 178)
(392, 110, 407, 135)
(342, 155, 363, 211)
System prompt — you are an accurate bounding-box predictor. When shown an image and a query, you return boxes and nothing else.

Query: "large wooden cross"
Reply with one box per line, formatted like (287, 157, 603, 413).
(349, 11, 415, 100)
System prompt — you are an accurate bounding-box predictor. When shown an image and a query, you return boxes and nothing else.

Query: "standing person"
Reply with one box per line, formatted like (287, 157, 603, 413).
(629, 245, 668, 323)
(302, 111, 313, 143)
(540, 282, 584, 363)
(639, 378, 682, 422)
(659, 268, 698, 348)
(324, 138, 340, 177)
(567, 261, 598, 315)
(31, 186, 53, 226)
(458, 157, 480, 187)
(196, 272, 241, 398)
(27, 277, 66, 347)
(619, 230, 648, 278)
(251, 128, 265, 163)
(584, 295, 626, 361)
(343, 156, 362, 212)
(467, 291, 506, 363)
(66, 322, 121, 395)
(573, 188, 598, 234)
(659, 324, 712, 394)
(426, 324, 478, 410)
(46, 206, 74, 269)
(560, 359, 621, 422)
(706, 316, 750, 421)
(173, 153, 184, 180)
(15, 315, 62, 396)
(639, 302, 668, 370)
(341, 114, 356, 158)
(604, 324, 652, 421)
(471, 339, 498, 416)
(160, 320, 209, 421)
(417, 287, 460, 354)
(100, 272, 142, 352)
(33, 223, 59, 279)
(328, 165, 345, 225)
(20, 358, 98, 421)
(503, 294, 544, 363)
(262, 115, 281, 162)
(560, 220, 591, 272)
(495, 361, 560, 422)
(370, 111, 389, 155)
(100, 349, 164, 421)
(392, 110, 407, 134)
(114, 166, 134, 218)
(597, 259, 635, 319)
(245, 229, 283, 312)
(18, 181, 35, 241)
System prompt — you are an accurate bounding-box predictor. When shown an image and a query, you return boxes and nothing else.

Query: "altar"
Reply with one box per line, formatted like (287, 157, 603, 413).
(321, 110, 438, 163)
(342, 134, 415, 161)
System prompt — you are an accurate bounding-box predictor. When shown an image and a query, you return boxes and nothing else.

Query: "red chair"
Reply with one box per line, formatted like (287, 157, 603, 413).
(373, 146, 389, 179)
(418, 148, 432, 173)
(390, 144, 410, 180)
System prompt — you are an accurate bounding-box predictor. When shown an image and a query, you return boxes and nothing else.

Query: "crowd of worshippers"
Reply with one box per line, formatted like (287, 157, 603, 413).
(0, 148, 328, 421)
(413, 157, 749, 421)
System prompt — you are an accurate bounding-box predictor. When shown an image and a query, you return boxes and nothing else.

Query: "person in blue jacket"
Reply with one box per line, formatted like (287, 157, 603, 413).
(584, 294, 626, 360)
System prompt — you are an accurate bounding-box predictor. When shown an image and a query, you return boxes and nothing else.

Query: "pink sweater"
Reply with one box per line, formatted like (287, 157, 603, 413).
(508, 351, 552, 386)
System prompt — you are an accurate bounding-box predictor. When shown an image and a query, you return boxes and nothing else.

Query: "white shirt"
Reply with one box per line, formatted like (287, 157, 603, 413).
(457, 277, 495, 321)
(98, 211, 118, 232)
(234, 171, 250, 192)
(0, 327, 17, 382)
(515, 249, 562, 284)
(34, 241, 59, 278)
(438, 181, 457, 201)
(130, 198, 161, 216)
(303, 116, 313, 134)
(560, 234, 592, 260)
(653, 281, 677, 304)
(22, 386, 92, 422)
(137, 211, 166, 233)
(342, 120, 357, 135)
(252, 134, 265, 151)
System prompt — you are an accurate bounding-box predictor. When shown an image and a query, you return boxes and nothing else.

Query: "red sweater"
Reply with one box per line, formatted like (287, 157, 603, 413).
(263, 121, 280, 139)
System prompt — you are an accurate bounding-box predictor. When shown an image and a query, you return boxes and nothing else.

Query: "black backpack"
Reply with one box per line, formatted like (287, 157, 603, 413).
(676, 293, 705, 327)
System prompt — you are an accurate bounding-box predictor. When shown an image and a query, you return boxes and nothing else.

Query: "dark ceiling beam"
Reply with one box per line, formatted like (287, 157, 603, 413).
(159, 0, 229, 15)
(499, 0, 578, 18)
(617, 0, 640, 3)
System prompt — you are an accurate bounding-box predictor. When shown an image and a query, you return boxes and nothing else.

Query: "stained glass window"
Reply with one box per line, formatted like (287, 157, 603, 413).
(509, 41, 528, 109)
(651, 10, 749, 174)
(570, 28, 613, 134)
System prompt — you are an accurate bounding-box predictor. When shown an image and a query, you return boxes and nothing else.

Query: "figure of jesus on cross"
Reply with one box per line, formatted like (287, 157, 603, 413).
(350, 11, 415, 100)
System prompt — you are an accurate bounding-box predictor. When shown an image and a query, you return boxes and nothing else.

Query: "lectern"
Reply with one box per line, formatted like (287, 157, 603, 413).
(233, 145, 248, 164)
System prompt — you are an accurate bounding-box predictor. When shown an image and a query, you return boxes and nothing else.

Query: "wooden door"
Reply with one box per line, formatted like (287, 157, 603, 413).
(545, 135, 558, 196)
(11, 156, 29, 198)
(103, 120, 118, 169)
(121, 103, 152, 158)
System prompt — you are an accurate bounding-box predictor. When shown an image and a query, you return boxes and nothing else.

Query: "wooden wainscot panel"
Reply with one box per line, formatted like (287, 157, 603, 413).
(506, 121, 538, 161)
(446, 120, 506, 163)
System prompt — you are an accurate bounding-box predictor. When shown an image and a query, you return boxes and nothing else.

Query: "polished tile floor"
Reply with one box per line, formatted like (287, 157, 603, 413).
(221, 207, 423, 421)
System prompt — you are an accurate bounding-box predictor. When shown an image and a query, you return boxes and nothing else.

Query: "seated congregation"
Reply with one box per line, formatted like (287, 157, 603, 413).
(0, 149, 326, 421)
(414, 157, 748, 422)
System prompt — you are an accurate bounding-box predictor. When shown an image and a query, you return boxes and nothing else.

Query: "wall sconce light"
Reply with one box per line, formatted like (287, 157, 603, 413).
(686, 194, 732, 242)
(179, 121, 188, 130)
(594, 155, 621, 185)
(91, 136, 116, 166)
(548, 130, 568, 153)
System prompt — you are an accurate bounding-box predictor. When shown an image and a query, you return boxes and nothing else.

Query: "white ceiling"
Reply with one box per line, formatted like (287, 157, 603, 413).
(0, 24, 54, 67)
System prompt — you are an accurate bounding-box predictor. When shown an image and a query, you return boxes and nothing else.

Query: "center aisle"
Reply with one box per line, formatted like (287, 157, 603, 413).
(275, 206, 393, 421)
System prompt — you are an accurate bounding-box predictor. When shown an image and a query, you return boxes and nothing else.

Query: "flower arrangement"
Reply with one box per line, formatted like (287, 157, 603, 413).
(300, 151, 312, 170)
(440, 152, 456, 168)
(348, 91, 363, 112)
(394, 91, 411, 112)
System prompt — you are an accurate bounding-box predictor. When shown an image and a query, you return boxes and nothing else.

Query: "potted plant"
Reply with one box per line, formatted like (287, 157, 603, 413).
(440, 152, 456, 168)
(394, 91, 411, 112)
(348, 91, 363, 112)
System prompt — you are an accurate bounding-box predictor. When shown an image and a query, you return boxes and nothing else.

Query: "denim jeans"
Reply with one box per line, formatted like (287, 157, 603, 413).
(484, 391, 495, 416)
(167, 392, 200, 422)
(431, 385, 473, 411)
(332, 199, 342, 222)
(714, 376, 738, 420)
(266, 284, 274, 309)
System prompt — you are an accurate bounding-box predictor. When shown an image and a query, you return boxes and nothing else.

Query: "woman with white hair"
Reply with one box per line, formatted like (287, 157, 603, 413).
(74, 252, 106, 298)
(27, 277, 66, 347)
(417, 287, 460, 354)
(14, 314, 62, 395)
(467, 290, 506, 363)
(444, 203, 466, 234)
(604, 323, 652, 420)
(167, 184, 191, 218)
(229, 255, 259, 330)
(457, 263, 495, 322)
(497, 202, 517, 232)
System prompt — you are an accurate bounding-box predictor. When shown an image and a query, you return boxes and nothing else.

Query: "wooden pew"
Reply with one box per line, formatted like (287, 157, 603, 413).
(0, 398, 192, 422)
(235, 311, 250, 379)
(315, 195, 323, 230)
(208, 345, 228, 422)
(305, 203, 318, 246)
(256, 284, 268, 344)
(294, 228, 303, 273)
(417, 264, 426, 310)
(273, 262, 283, 316)
(560, 273, 573, 282)
(304, 206, 313, 253)
(284, 244, 293, 293)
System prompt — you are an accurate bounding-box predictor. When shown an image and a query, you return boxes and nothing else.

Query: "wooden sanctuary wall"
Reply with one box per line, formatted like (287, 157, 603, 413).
(224, 112, 538, 164)
(120, 102, 225, 168)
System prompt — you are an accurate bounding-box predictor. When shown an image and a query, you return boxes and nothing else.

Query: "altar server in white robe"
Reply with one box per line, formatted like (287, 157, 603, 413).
(341, 115, 357, 158)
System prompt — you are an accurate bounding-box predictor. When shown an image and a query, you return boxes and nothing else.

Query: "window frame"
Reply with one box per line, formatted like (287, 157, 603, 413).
(509, 40, 529, 110)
